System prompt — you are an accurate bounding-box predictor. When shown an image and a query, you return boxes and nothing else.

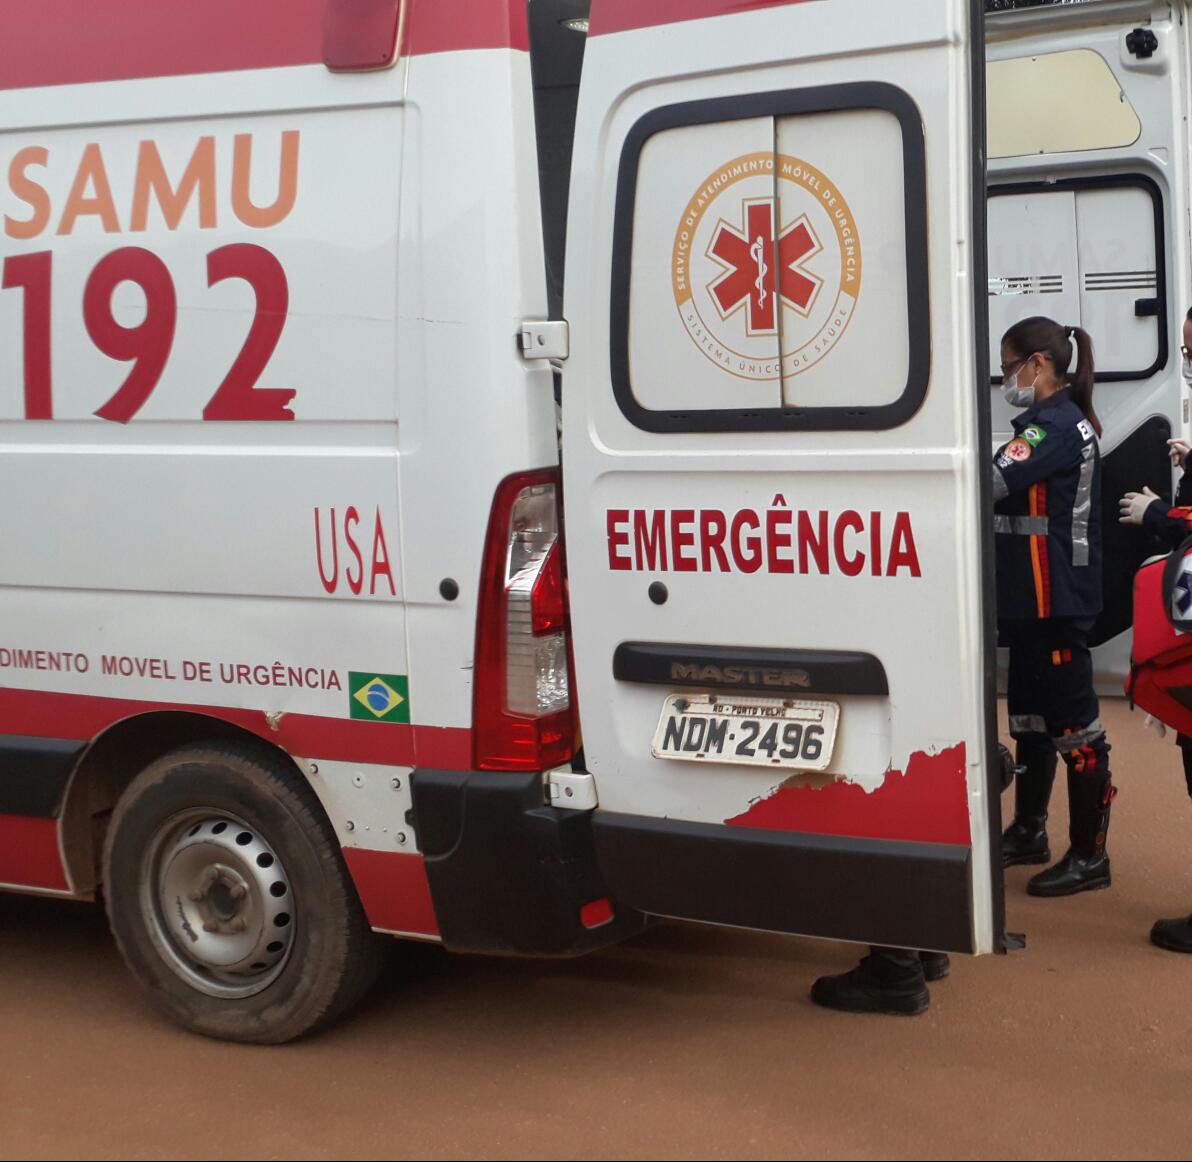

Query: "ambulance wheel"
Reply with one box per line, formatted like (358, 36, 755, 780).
(103, 742, 382, 1043)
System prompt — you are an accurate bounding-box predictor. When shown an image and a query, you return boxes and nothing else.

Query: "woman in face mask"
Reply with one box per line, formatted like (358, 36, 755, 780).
(994, 316, 1115, 897)
(1119, 305, 1192, 950)
(811, 316, 1111, 1017)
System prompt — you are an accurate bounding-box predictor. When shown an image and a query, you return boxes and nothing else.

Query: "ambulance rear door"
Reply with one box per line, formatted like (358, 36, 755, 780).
(562, 0, 1003, 953)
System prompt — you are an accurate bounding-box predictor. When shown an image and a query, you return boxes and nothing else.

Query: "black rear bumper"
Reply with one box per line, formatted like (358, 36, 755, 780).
(592, 812, 974, 953)
(410, 769, 650, 956)
(411, 770, 974, 956)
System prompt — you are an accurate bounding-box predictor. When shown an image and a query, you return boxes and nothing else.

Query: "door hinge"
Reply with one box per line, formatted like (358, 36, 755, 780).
(1126, 27, 1158, 59)
(519, 320, 569, 361)
(545, 767, 598, 810)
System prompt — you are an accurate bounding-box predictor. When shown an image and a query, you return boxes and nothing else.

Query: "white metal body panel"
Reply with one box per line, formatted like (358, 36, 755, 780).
(396, 48, 557, 732)
(0, 44, 555, 747)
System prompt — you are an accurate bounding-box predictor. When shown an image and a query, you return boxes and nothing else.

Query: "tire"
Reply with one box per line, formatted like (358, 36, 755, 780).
(103, 742, 383, 1043)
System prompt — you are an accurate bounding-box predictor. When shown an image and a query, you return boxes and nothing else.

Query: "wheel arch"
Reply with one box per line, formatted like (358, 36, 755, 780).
(58, 711, 303, 898)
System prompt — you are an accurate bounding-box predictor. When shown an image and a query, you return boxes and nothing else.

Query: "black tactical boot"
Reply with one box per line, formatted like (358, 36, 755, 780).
(918, 951, 950, 981)
(1150, 915, 1192, 953)
(1002, 739, 1056, 867)
(811, 948, 930, 1015)
(1028, 773, 1113, 898)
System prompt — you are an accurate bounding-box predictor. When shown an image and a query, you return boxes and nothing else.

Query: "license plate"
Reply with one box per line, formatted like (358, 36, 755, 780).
(651, 693, 839, 771)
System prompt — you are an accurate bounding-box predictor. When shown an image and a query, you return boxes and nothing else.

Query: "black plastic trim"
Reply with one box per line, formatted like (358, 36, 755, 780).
(988, 173, 1168, 384)
(0, 736, 84, 818)
(410, 769, 650, 957)
(969, 0, 1007, 953)
(592, 812, 975, 953)
(613, 641, 888, 696)
(1092, 414, 1172, 647)
(610, 81, 931, 433)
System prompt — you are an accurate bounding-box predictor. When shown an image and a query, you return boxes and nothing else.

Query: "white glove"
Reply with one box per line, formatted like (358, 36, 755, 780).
(1120, 486, 1160, 526)
(1145, 714, 1168, 738)
(1170, 439, 1192, 469)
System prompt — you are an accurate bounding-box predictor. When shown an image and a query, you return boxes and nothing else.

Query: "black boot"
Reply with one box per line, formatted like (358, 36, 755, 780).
(918, 951, 950, 981)
(1151, 915, 1192, 953)
(1002, 739, 1056, 867)
(1028, 772, 1113, 898)
(811, 948, 930, 1015)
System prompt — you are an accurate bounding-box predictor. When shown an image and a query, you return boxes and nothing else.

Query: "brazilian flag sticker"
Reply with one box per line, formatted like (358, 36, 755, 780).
(1022, 425, 1047, 447)
(349, 673, 410, 723)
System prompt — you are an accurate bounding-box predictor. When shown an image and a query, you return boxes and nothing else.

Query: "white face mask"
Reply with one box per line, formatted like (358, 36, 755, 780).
(1182, 359, 1192, 388)
(1002, 370, 1036, 409)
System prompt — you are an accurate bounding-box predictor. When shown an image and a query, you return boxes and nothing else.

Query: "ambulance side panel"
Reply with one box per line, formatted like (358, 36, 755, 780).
(0, 1, 558, 943)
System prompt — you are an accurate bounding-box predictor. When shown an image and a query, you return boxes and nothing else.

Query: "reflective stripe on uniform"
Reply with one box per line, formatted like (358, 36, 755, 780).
(1010, 714, 1048, 735)
(993, 514, 1050, 535)
(993, 465, 1009, 502)
(1072, 443, 1094, 567)
(1028, 482, 1052, 617)
(1053, 718, 1106, 753)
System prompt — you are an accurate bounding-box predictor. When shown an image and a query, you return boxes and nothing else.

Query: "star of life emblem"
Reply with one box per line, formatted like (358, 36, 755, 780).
(671, 151, 862, 382)
(707, 199, 824, 336)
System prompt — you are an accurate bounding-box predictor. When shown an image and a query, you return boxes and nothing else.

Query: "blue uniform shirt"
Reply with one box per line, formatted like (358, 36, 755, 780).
(992, 388, 1102, 620)
(1142, 470, 1192, 550)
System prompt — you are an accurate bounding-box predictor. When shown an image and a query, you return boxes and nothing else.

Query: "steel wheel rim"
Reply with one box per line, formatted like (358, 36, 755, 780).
(140, 809, 296, 999)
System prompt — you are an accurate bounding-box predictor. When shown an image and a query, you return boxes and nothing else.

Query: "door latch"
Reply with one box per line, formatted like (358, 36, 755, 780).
(519, 320, 569, 361)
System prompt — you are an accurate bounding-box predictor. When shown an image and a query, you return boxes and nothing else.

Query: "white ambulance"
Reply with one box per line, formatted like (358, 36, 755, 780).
(0, 0, 1178, 1042)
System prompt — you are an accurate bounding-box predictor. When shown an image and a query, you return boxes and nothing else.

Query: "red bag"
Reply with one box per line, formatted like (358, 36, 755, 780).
(1126, 537, 1192, 734)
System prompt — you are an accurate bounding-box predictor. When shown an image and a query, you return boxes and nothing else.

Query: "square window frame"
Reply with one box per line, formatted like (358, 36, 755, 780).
(987, 173, 1168, 384)
(609, 81, 931, 433)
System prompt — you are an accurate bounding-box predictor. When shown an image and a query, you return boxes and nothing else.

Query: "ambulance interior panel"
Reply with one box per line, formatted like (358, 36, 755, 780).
(1075, 185, 1161, 378)
(987, 179, 1163, 440)
(986, 49, 1141, 160)
(774, 108, 909, 410)
(987, 188, 1082, 390)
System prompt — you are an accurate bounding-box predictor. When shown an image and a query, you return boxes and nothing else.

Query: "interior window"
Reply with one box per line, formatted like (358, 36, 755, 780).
(987, 49, 1141, 159)
(987, 179, 1164, 382)
(611, 86, 929, 432)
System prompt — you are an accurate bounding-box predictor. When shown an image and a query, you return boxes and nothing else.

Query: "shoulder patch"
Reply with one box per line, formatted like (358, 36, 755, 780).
(1021, 425, 1047, 447)
(1077, 419, 1095, 441)
(1003, 439, 1032, 463)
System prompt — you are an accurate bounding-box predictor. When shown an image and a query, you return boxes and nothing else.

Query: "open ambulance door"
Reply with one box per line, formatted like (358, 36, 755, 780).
(561, 0, 1004, 954)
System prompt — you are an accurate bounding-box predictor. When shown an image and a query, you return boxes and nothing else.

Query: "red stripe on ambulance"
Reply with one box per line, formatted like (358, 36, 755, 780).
(725, 743, 970, 846)
(0, 814, 69, 891)
(0, 0, 528, 94)
(403, 0, 530, 56)
(606, 503, 922, 578)
(0, 688, 472, 769)
(0, 0, 325, 92)
(342, 848, 440, 937)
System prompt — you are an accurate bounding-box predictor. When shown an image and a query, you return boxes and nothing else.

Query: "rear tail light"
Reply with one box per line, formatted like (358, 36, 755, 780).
(474, 469, 577, 771)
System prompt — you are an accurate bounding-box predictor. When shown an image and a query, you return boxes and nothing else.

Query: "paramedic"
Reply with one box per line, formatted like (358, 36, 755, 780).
(996, 316, 1115, 897)
(811, 317, 1112, 1016)
(1119, 305, 1192, 952)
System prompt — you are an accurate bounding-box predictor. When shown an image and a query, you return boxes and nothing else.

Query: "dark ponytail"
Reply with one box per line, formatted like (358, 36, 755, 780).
(1066, 324, 1099, 436)
(1001, 315, 1100, 436)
